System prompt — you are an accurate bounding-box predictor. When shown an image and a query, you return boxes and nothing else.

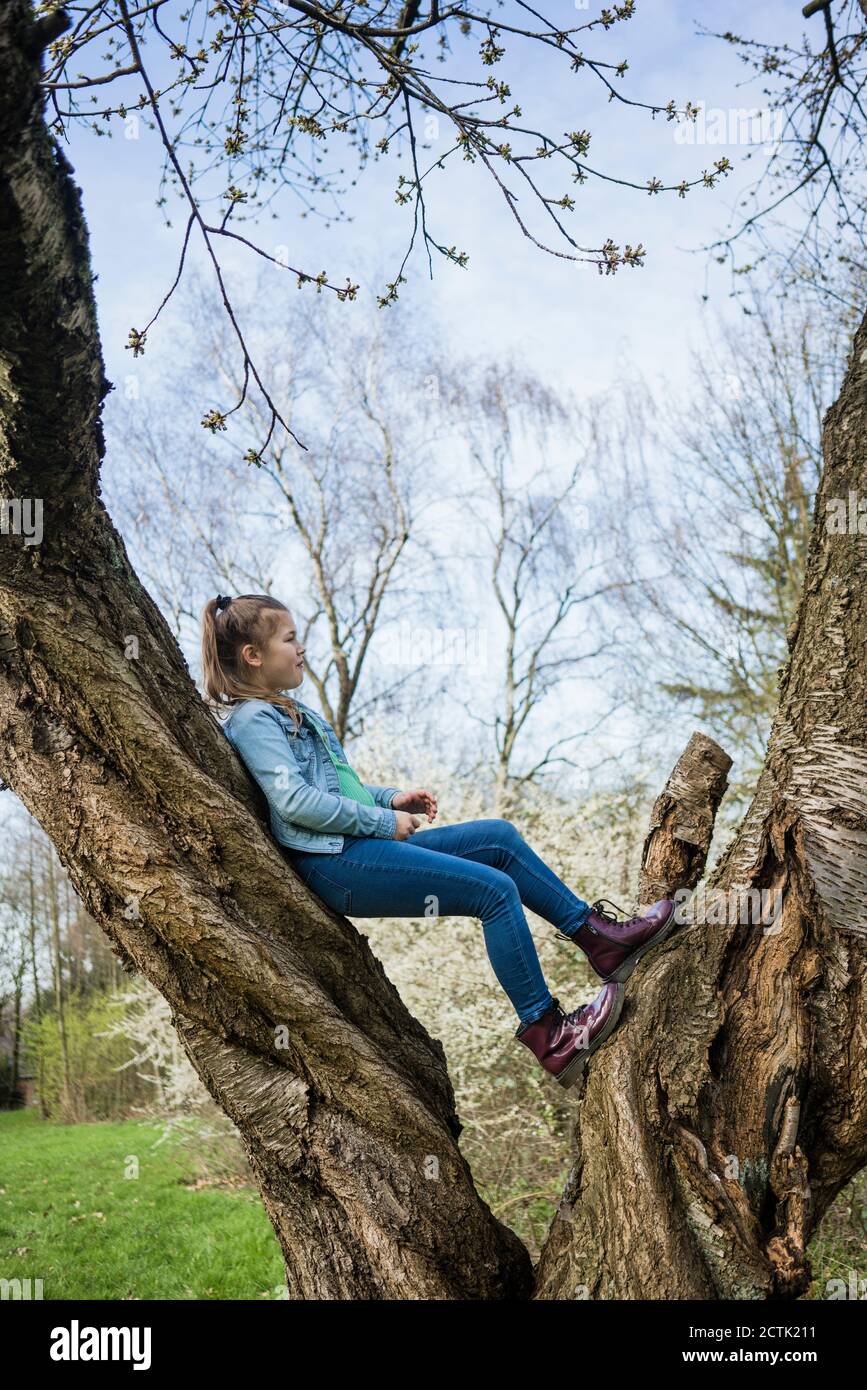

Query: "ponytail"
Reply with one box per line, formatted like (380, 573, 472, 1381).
(200, 593, 302, 731)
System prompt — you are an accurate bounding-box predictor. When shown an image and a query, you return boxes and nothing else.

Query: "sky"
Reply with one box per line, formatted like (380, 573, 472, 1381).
(1, 0, 815, 839)
(69, 0, 799, 404)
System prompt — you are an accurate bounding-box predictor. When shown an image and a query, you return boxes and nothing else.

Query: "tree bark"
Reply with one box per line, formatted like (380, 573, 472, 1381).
(0, 0, 530, 1300)
(534, 319, 867, 1299)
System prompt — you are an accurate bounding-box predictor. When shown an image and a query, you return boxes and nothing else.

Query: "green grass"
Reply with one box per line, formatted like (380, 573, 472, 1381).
(803, 1168, 867, 1300)
(0, 1108, 286, 1300)
(2, 1106, 863, 1300)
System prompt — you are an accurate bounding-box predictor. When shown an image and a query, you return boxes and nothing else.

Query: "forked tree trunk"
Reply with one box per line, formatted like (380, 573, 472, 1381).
(1, 0, 865, 1301)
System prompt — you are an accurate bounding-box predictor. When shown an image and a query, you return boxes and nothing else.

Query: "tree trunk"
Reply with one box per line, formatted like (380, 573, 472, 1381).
(11, 972, 22, 1093)
(534, 317, 867, 1298)
(0, 0, 530, 1299)
(46, 851, 73, 1119)
(27, 820, 49, 1115)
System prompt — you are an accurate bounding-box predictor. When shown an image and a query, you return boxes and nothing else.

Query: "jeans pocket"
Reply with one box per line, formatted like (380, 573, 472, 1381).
(306, 864, 352, 915)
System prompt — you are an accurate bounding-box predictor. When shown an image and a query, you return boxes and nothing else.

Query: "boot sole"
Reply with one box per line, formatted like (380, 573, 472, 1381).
(602, 900, 679, 984)
(555, 983, 625, 1089)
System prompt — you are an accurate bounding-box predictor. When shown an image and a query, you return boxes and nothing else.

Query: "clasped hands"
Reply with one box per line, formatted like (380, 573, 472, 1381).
(391, 788, 437, 839)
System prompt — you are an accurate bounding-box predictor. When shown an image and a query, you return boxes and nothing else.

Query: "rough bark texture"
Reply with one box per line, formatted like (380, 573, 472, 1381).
(534, 315, 867, 1299)
(0, 0, 531, 1300)
(637, 732, 733, 909)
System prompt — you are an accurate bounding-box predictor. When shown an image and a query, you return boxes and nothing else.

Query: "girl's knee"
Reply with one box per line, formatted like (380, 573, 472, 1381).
(492, 817, 522, 845)
(477, 816, 520, 837)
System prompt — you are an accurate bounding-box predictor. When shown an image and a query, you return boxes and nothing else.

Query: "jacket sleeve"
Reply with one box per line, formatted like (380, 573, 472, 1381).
(363, 785, 400, 809)
(227, 705, 397, 839)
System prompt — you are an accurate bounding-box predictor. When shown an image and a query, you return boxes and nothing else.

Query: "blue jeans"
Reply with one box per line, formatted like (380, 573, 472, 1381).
(284, 818, 592, 1026)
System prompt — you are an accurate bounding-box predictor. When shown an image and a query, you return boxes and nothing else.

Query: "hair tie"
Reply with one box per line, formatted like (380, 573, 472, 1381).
(215, 594, 232, 612)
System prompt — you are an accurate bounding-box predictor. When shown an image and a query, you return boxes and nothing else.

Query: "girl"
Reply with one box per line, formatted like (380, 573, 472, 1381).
(201, 593, 676, 1090)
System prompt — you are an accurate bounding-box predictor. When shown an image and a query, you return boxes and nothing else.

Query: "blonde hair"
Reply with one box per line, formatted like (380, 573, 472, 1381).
(200, 593, 302, 732)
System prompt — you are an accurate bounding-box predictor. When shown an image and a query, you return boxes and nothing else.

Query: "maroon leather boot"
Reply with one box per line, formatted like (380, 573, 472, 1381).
(514, 983, 625, 1089)
(557, 897, 677, 983)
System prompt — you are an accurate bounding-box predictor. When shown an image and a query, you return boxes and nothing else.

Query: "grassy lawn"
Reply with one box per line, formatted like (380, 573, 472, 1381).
(0, 1108, 286, 1300)
(2, 1105, 863, 1300)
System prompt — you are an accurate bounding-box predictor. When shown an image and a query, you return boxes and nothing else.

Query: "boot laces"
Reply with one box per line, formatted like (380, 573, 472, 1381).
(551, 996, 589, 1028)
(591, 897, 630, 925)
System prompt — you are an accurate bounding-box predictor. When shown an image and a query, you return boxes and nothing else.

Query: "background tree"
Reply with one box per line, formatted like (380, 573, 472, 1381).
(443, 359, 625, 815)
(0, 812, 132, 1118)
(107, 270, 458, 740)
(0, 884, 29, 1105)
(603, 270, 863, 813)
(706, 0, 867, 298)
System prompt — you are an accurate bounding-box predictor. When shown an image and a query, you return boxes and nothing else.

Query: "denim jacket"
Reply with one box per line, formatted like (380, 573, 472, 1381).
(220, 696, 399, 854)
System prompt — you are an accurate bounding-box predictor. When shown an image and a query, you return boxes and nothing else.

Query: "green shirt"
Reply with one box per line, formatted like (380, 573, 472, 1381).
(301, 710, 376, 807)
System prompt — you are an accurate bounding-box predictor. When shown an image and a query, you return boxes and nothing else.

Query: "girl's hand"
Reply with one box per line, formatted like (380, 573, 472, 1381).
(392, 788, 438, 823)
(394, 811, 423, 841)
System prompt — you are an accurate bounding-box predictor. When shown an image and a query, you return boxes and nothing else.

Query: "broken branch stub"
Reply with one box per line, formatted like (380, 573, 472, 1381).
(637, 732, 732, 908)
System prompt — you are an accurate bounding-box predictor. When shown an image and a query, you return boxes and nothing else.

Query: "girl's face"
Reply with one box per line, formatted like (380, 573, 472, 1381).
(241, 612, 305, 693)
